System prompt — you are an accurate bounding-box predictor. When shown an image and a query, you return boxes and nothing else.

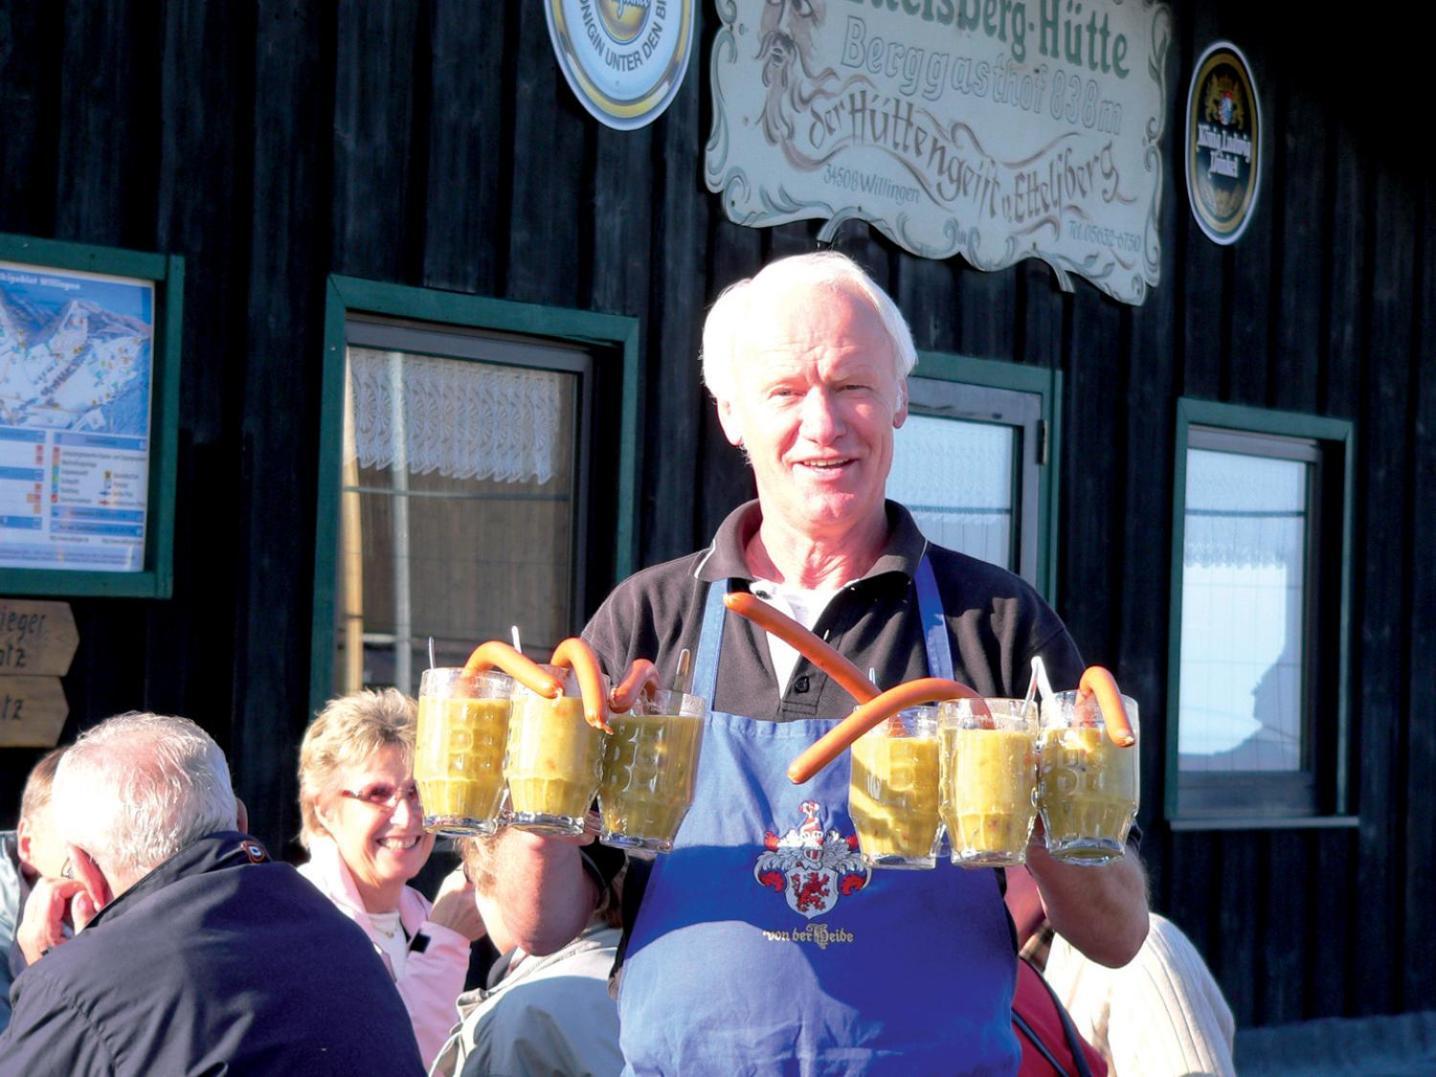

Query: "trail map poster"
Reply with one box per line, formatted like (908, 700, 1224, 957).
(0, 262, 154, 573)
(705, 0, 1173, 305)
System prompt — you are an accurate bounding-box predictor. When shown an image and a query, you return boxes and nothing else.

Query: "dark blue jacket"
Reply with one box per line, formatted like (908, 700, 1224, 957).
(0, 832, 425, 1076)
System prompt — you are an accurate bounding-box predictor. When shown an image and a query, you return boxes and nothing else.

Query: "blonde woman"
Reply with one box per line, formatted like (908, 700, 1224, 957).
(298, 689, 484, 1067)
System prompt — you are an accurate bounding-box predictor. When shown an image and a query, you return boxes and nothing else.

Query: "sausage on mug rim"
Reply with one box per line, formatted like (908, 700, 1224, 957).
(462, 641, 564, 699)
(787, 676, 982, 785)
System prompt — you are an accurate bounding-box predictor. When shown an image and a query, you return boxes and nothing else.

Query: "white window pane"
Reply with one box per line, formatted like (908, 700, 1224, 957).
(1178, 448, 1308, 772)
(336, 348, 578, 696)
(890, 414, 1015, 571)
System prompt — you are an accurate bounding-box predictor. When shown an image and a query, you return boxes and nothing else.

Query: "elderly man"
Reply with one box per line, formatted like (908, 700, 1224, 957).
(0, 712, 425, 1076)
(494, 252, 1148, 1073)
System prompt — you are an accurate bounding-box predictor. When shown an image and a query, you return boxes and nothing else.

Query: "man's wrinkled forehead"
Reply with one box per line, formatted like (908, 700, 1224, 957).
(738, 280, 898, 368)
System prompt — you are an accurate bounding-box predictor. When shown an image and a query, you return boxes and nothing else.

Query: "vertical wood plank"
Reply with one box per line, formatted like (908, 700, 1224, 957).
(1320, 121, 1364, 420)
(507, 2, 589, 307)
(331, 0, 420, 280)
(0, 3, 61, 232)
(1350, 163, 1415, 1017)
(956, 259, 1016, 361)
(229, 0, 333, 857)
(1308, 829, 1357, 1016)
(1269, 74, 1324, 414)
(1164, 832, 1218, 968)
(54, 0, 160, 247)
(1261, 831, 1308, 1024)
(422, 0, 510, 295)
(639, 11, 708, 566)
(1019, 262, 1068, 368)
(1400, 181, 1436, 1011)
(1214, 832, 1259, 1025)
(146, 1, 256, 744)
(1058, 295, 1121, 662)
(896, 256, 960, 356)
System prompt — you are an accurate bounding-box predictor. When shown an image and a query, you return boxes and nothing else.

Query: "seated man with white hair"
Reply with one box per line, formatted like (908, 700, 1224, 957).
(0, 712, 427, 1076)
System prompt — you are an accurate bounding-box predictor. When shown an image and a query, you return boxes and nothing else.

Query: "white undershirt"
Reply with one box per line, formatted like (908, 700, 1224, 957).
(749, 581, 845, 693)
(369, 909, 408, 977)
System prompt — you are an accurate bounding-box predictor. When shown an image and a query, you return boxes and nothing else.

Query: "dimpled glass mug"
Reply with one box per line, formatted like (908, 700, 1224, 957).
(415, 668, 513, 836)
(939, 698, 1039, 867)
(598, 687, 706, 855)
(503, 665, 606, 836)
(848, 705, 943, 869)
(1037, 690, 1139, 865)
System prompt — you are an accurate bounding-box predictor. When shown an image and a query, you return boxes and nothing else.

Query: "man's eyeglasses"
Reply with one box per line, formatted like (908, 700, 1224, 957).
(340, 781, 422, 812)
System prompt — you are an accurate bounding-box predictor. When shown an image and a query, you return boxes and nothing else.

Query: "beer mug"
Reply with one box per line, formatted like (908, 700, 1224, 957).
(415, 668, 513, 836)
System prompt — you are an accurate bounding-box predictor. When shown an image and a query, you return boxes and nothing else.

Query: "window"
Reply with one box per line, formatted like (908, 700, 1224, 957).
(1166, 399, 1354, 826)
(310, 278, 638, 709)
(889, 352, 1060, 599)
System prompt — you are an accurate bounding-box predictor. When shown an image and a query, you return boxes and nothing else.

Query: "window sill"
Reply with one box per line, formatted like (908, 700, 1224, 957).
(1167, 814, 1360, 832)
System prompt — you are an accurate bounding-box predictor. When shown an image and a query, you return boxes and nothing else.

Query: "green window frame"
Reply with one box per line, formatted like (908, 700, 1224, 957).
(0, 233, 183, 598)
(1166, 398, 1356, 830)
(895, 352, 1062, 602)
(308, 276, 639, 714)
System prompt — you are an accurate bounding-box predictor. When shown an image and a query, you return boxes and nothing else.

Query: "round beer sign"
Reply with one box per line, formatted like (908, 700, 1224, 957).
(546, 0, 696, 131)
(1186, 42, 1262, 244)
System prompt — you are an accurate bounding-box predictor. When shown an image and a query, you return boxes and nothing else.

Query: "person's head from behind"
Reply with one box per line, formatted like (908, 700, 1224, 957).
(16, 745, 68, 882)
(50, 713, 237, 905)
(702, 251, 915, 545)
(298, 688, 434, 909)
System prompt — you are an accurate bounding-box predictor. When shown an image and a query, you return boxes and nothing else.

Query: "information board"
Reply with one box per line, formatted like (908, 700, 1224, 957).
(0, 262, 155, 573)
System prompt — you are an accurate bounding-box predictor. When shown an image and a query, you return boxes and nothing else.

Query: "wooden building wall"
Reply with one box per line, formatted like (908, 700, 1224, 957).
(1, 1, 1431, 1027)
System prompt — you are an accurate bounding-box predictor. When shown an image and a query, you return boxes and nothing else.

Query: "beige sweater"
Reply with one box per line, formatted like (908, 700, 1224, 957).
(1044, 913, 1237, 1077)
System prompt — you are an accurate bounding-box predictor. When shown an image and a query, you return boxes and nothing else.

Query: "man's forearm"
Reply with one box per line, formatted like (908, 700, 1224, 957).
(491, 830, 599, 956)
(1025, 844, 1149, 967)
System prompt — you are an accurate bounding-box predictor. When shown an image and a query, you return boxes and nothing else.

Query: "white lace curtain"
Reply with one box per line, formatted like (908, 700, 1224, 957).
(347, 347, 561, 483)
(1184, 449, 1307, 568)
(888, 415, 1014, 522)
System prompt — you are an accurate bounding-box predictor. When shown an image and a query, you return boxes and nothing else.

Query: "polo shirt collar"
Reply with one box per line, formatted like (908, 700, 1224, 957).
(694, 499, 929, 586)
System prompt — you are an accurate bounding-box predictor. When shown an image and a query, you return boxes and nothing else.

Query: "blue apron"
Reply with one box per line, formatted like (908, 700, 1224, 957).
(618, 558, 1019, 1075)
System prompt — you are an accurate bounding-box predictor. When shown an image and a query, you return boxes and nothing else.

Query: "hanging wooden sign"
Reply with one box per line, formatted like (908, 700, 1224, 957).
(0, 599, 79, 677)
(0, 675, 69, 748)
(705, 0, 1173, 305)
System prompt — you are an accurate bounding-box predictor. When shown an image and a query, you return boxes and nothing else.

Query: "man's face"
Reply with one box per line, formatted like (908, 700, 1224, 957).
(17, 800, 68, 881)
(718, 282, 907, 543)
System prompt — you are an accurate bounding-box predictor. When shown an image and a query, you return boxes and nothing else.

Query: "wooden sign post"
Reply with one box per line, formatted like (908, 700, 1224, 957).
(0, 599, 76, 748)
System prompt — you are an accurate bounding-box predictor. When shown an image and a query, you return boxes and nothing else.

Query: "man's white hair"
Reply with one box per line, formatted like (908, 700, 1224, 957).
(700, 251, 917, 408)
(52, 712, 237, 881)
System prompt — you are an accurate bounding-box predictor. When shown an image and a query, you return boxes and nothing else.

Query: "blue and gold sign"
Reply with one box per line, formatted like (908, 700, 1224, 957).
(1186, 42, 1261, 245)
(546, 0, 695, 131)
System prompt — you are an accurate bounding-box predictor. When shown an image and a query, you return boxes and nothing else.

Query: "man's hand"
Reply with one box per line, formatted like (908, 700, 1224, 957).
(16, 876, 96, 965)
(428, 867, 487, 942)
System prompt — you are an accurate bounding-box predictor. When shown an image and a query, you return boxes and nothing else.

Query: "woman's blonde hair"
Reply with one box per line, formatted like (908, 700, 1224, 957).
(297, 688, 416, 848)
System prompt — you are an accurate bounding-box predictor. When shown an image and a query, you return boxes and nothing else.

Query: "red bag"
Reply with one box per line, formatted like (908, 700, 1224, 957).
(1013, 956, 1108, 1077)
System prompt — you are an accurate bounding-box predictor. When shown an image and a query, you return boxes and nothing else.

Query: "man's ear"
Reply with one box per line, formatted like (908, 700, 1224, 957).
(15, 816, 34, 870)
(235, 796, 249, 835)
(66, 843, 113, 912)
(716, 396, 745, 449)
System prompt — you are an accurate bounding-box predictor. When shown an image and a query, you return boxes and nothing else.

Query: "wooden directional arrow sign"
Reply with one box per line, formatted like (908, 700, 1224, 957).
(0, 600, 76, 748)
(0, 599, 79, 677)
(0, 675, 69, 747)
